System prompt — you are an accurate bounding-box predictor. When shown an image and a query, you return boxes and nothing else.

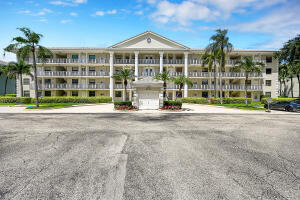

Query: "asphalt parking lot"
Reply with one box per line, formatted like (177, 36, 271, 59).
(0, 113, 300, 200)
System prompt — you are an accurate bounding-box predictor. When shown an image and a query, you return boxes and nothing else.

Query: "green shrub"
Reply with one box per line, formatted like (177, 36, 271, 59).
(182, 97, 252, 104)
(0, 97, 32, 104)
(34, 96, 112, 103)
(261, 97, 298, 104)
(5, 94, 17, 97)
(164, 101, 182, 108)
(114, 101, 132, 107)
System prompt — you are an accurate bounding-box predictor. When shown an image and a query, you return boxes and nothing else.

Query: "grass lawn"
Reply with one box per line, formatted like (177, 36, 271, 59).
(214, 102, 266, 110)
(26, 103, 87, 109)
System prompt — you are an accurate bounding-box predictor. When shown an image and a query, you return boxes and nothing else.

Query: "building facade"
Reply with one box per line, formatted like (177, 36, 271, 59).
(19, 31, 279, 102)
(0, 60, 16, 96)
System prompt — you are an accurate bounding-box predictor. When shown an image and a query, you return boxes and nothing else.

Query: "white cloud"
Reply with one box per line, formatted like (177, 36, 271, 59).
(134, 10, 143, 15)
(31, 8, 52, 16)
(60, 19, 72, 23)
(107, 9, 117, 14)
(39, 18, 48, 22)
(19, 10, 31, 14)
(70, 12, 78, 16)
(95, 11, 105, 16)
(50, 0, 87, 6)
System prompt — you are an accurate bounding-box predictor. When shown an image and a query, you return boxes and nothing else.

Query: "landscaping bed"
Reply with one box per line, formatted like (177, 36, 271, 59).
(114, 101, 136, 111)
(160, 101, 182, 111)
(182, 97, 252, 104)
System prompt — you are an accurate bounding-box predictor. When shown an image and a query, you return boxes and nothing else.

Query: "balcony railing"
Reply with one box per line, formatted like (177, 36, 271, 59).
(139, 72, 156, 77)
(189, 59, 266, 65)
(37, 71, 109, 77)
(167, 84, 263, 90)
(115, 59, 135, 64)
(139, 59, 160, 64)
(188, 72, 263, 78)
(163, 59, 184, 65)
(35, 83, 109, 90)
(114, 84, 133, 89)
(28, 58, 109, 64)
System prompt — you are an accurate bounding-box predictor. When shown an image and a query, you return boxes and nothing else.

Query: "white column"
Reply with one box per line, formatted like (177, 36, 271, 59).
(184, 52, 189, 97)
(134, 51, 139, 81)
(109, 51, 114, 98)
(159, 51, 164, 73)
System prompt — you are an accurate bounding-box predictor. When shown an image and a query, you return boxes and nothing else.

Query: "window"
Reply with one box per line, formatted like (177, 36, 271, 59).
(202, 92, 208, 98)
(100, 93, 105, 96)
(265, 80, 272, 86)
(45, 91, 51, 96)
(202, 80, 208, 85)
(266, 68, 272, 74)
(202, 68, 208, 72)
(89, 79, 95, 85)
(168, 92, 173, 100)
(89, 55, 95, 60)
(45, 79, 51, 84)
(72, 67, 78, 72)
(176, 91, 182, 98)
(72, 54, 79, 59)
(265, 92, 271, 97)
(266, 56, 272, 63)
(115, 81, 122, 85)
(44, 67, 51, 72)
(23, 78, 30, 85)
(72, 91, 78, 96)
(24, 90, 30, 97)
(89, 67, 95, 72)
(115, 91, 122, 97)
(89, 91, 95, 97)
(245, 80, 251, 85)
(81, 67, 86, 71)
(72, 79, 78, 84)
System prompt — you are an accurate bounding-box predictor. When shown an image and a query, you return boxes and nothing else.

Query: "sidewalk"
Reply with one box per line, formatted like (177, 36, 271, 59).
(0, 103, 298, 114)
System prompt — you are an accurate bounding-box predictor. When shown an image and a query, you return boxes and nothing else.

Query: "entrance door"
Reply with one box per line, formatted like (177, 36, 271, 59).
(139, 91, 159, 110)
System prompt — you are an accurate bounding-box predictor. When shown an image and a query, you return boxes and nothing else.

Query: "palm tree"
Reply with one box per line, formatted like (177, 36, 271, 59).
(113, 69, 134, 101)
(154, 70, 171, 100)
(7, 60, 33, 97)
(206, 29, 233, 104)
(4, 27, 53, 107)
(278, 64, 288, 96)
(0, 64, 15, 96)
(172, 75, 193, 100)
(233, 57, 265, 106)
(287, 64, 296, 98)
(201, 50, 221, 98)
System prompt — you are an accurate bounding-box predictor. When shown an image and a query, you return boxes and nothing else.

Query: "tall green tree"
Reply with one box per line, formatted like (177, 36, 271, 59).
(206, 29, 233, 104)
(278, 64, 289, 96)
(154, 70, 171, 100)
(233, 57, 264, 106)
(7, 60, 33, 97)
(172, 75, 193, 100)
(4, 27, 53, 107)
(113, 69, 134, 101)
(201, 50, 221, 98)
(0, 64, 15, 96)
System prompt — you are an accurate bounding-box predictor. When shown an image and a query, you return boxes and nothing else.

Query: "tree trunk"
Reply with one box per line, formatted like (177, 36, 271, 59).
(290, 77, 294, 98)
(219, 66, 223, 104)
(214, 64, 217, 98)
(279, 79, 282, 97)
(20, 74, 23, 97)
(245, 74, 248, 106)
(32, 49, 39, 107)
(124, 83, 127, 101)
(163, 82, 167, 100)
(283, 80, 286, 96)
(297, 75, 300, 97)
(4, 77, 8, 96)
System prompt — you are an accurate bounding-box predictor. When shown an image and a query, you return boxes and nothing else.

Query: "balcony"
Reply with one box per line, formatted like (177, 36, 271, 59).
(115, 59, 135, 64)
(139, 72, 156, 77)
(167, 84, 263, 91)
(163, 59, 184, 65)
(37, 71, 109, 77)
(29, 58, 109, 64)
(188, 72, 263, 78)
(114, 84, 133, 89)
(35, 83, 109, 90)
(139, 59, 160, 64)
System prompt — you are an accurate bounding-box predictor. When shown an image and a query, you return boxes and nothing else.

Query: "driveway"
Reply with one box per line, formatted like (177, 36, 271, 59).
(0, 113, 299, 200)
(0, 103, 298, 114)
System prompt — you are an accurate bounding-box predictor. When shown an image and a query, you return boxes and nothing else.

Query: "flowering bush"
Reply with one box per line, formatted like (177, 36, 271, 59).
(161, 101, 182, 110)
(160, 105, 181, 110)
(115, 104, 136, 110)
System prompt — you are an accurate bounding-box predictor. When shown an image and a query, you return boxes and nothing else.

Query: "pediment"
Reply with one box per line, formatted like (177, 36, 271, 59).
(109, 31, 190, 50)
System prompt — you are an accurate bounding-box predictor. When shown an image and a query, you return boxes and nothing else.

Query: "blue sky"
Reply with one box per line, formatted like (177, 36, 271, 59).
(1, 0, 300, 61)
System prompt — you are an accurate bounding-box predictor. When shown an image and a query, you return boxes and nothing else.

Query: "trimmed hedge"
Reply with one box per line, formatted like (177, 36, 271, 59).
(6, 94, 17, 97)
(261, 97, 298, 104)
(35, 96, 112, 103)
(164, 101, 182, 108)
(0, 97, 32, 104)
(182, 97, 252, 104)
(114, 101, 132, 107)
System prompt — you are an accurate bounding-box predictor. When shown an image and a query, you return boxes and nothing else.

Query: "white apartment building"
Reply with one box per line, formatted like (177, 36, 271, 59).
(19, 31, 279, 103)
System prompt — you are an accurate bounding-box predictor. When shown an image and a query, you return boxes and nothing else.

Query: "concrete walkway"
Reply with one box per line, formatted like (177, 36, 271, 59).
(0, 103, 298, 114)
